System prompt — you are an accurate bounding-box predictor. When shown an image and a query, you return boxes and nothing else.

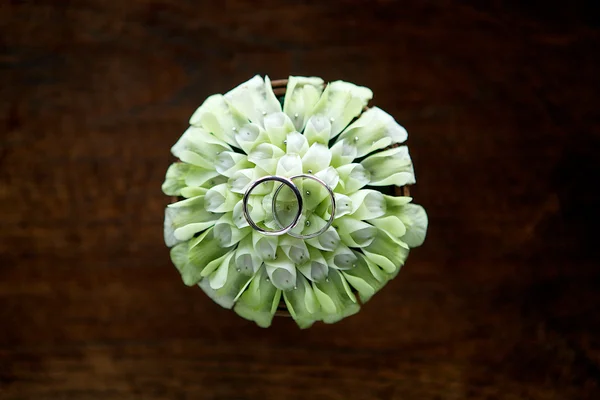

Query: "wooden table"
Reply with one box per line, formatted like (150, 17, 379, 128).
(1, 1, 599, 399)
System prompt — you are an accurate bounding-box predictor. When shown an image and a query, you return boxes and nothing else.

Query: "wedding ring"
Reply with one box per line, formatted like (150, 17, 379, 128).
(242, 176, 303, 236)
(272, 174, 336, 239)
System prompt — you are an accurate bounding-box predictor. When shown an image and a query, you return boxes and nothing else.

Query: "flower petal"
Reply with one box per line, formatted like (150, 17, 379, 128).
(367, 215, 407, 246)
(213, 213, 251, 247)
(189, 94, 247, 146)
(276, 154, 303, 178)
(234, 235, 263, 275)
(349, 190, 386, 220)
(330, 139, 358, 168)
(172, 126, 232, 160)
(397, 203, 428, 248)
(361, 146, 415, 186)
(263, 112, 296, 148)
(224, 75, 281, 128)
(309, 81, 373, 137)
(332, 193, 353, 219)
(235, 123, 269, 154)
(301, 143, 332, 174)
(297, 246, 329, 282)
(264, 250, 297, 291)
(279, 235, 310, 264)
(285, 131, 309, 156)
(198, 251, 253, 309)
(283, 273, 322, 329)
(247, 143, 286, 174)
(333, 217, 377, 248)
(205, 183, 240, 213)
(305, 226, 340, 252)
(336, 163, 371, 194)
(324, 244, 359, 270)
(215, 152, 251, 178)
(164, 196, 222, 246)
(362, 231, 409, 275)
(342, 251, 389, 303)
(312, 270, 360, 324)
(283, 76, 325, 131)
(233, 264, 282, 328)
(337, 107, 407, 157)
(303, 115, 332, 146)
(252, 230, 278, 261)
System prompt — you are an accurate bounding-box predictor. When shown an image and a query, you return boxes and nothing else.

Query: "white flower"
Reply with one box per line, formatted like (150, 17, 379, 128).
(163, 75, 427, 328)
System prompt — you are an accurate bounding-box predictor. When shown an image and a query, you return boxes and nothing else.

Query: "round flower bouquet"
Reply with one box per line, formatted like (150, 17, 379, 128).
(162, 75, 428, 328)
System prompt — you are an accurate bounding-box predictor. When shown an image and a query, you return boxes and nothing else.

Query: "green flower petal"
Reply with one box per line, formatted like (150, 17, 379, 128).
(367, 215, 407, 246)
(333, 217, 377, 248)
(213, 213, 251, 247)
(171, 228, 232, 286)
(172, 126, 232, 160)
(201, 248, 236, 278)
(207, 250, 237, 289)
(231, 196, 266, 230)
(283, 76, 325, 131)
(330, 139, 358, 168)
(252, 230, 278, 261)
(276, 154, 303, 177)
(204, 183, 240, 213)
(332, 193, 353, 219)
(279, 235, 310, 264)
(349, 190, 386, 220)
(234, 235, 263, 275)
(306, 226, 341, 252)
(215, 152, 252, 178)
(336, 107, 407, 157)
(297, 246, 329, 282)
(265, 250, 297, 291)
(248, 143, 286, 174)
(301, 143, 332, 174)
(342, 251, 389, 303)
(324, 244, 359, 270)
(189, 94, 247, 146)
(235, 123, 269, 154)
(198, 250, 253, 309)
(303, 115, 332, 146)
(234, 265, 281, 328)
(397, 204, 428, 248)
(164, 196, 221, 246)
(309, 81, 373, 137)
(314, 166, 339, 190)
(162, 162, 191, 196)
(180, 186, 208, 198)
(186, 227, 235, 283)
(224, 75, 281, 128)
(312, 269, 360, 324)
(285, 131, 309, 157)
(362, 231, 409, 275)
(336, 163, 371, 194)
(384, 194, 413, 208)
(361, 146, 415, 186)
(283, 273, 322, 329)
(264, 112, 296, 148)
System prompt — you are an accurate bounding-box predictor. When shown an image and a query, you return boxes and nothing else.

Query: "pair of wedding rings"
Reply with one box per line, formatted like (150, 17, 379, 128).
(242, 174, 336, 239)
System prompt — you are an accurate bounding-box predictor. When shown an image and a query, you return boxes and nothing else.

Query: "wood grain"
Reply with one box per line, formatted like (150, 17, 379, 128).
(1, 1, 599, 399)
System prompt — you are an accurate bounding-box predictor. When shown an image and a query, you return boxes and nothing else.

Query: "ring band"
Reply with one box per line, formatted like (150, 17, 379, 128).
(242, 176, 303, 236)
(272, 174, 336, 239)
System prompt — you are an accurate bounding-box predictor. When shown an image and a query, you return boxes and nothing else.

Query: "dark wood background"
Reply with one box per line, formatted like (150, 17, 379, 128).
(1, 1, 599, 399)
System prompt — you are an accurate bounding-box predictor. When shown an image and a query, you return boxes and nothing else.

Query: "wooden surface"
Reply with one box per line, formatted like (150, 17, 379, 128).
(1, 1, 599, 399)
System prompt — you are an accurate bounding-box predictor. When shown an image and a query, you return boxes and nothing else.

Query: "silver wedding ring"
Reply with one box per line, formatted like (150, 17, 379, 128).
(242, 176, 303, 236)
(272, 174, 336, 239)
(242, 173, 336, 239)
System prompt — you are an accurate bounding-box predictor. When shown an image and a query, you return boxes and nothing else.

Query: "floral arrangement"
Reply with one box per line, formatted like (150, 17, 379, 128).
(162, 75, 427, 328)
